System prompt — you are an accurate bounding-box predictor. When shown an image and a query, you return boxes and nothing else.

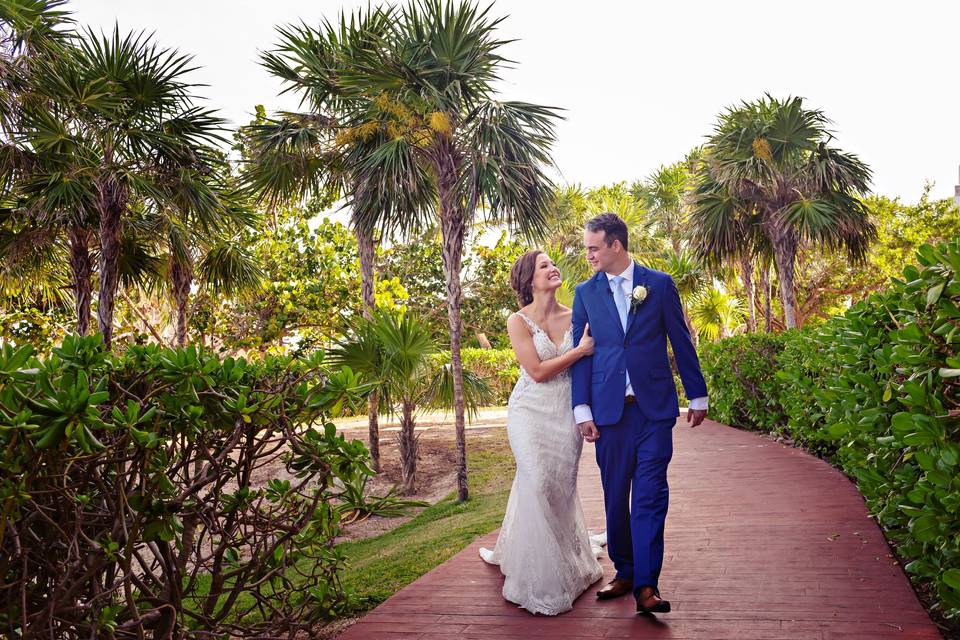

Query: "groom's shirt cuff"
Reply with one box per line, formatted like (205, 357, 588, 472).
(576, 397, 707, 422)
(573, 404, 593, 424)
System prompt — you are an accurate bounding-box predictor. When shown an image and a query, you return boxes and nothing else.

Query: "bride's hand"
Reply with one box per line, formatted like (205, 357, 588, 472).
(577, 323, 594, 356)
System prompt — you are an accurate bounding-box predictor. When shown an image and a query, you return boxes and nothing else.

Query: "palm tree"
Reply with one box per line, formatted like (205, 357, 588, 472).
(21, 26, 229, 347)
(344, 0, 559, 500)
(689, 286, 746, 342)
(0, 0, 73, 127)
(139, 199, 261, 346)
(245, 6, 432, 472)
(661, 249, 708, 342)
(330, 312, 491, 494)
(0, 0, 98, 332)
(632, 163, 689, 255)
(691, 95, 875, 329)
(687, 179, 762, 333)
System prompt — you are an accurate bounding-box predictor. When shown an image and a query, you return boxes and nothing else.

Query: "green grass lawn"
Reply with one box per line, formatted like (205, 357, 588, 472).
(336, 438, 515, 608)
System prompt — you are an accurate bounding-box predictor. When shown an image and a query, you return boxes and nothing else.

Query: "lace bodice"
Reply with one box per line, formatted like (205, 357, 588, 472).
(513, 312, 573, 385)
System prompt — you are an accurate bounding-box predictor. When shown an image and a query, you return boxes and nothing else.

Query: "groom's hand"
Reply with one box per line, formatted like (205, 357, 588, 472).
(687, 409, 707, 428)
(578, 420, 599, 442)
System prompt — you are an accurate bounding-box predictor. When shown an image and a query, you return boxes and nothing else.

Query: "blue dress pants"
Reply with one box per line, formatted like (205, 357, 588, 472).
(594, 402, 674, 596)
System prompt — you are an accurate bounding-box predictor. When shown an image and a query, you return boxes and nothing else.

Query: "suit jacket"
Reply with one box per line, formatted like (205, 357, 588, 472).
(571, 263, 707, 426)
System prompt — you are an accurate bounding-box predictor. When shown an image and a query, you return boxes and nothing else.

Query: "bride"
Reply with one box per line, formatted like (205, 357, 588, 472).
(479, 250, 604, 615)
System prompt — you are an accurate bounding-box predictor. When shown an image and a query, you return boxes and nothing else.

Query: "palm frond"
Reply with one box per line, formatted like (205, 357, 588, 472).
(0, 218, 70, 306)
(690, 286, 746, 342)
(327, 319, 384, 378)
(351, 135, 436, 237)
(688, 180, 753, 265)
(662, 250, 708, 298)
(197, 241, 262, 295)
(423, 363, 492, 420)
(115, 225, 163, 291)
(240, 113, 342, 206)
(464, 99, 560, 239)
(372, 311, 436, 382)
(0, 0, 74, 55)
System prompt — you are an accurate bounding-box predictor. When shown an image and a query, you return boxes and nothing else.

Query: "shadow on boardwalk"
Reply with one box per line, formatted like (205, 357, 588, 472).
(338, 418, 942, 639)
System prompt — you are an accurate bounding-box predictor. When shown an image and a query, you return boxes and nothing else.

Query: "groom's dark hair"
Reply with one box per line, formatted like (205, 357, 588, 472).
(585, 212, 628, 251)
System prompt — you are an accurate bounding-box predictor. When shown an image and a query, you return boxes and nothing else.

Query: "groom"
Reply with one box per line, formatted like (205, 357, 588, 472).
(571, 212, 708, 614)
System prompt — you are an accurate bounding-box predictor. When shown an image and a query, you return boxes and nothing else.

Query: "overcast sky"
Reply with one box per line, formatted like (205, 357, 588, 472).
(72, 0, 960, 204)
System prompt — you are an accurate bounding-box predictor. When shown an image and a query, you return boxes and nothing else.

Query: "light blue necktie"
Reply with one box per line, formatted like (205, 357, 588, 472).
(610, 275, 632, 395)
(610, 275, 628, 331)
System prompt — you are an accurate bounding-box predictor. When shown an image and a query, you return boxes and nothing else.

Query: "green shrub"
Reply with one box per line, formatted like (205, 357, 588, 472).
(0, 335, 373, 638)
(461, 347, 518, 405)
(701, 240, 960, 620)
(699, 332, 789, 434)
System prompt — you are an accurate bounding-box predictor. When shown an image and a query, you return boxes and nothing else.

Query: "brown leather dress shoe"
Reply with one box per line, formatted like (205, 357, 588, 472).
(596, 577, 633, 600)
(635, 586, 671, 614)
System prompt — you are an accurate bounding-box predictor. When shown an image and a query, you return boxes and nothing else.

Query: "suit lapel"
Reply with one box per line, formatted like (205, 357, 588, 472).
(595, 272, 625, 338)
(625, 262, 648, 336)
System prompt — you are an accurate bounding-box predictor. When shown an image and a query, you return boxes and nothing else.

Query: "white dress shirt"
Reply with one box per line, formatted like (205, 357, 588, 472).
(573, 261, 708, 425)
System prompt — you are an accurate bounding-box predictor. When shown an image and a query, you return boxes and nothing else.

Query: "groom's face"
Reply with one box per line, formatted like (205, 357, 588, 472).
(584, 229, 620, 274)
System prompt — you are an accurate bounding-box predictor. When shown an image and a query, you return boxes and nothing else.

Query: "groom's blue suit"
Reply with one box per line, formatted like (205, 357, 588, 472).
(571, 262, 707, 594)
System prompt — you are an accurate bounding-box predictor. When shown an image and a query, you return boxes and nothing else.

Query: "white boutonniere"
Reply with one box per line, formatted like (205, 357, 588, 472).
(629, 285, 648, 313)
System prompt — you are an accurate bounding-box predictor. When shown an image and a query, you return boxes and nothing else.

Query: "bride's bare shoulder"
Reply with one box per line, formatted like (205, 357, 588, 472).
(508, 305, 531, 322)
(507, 309, 532, 332)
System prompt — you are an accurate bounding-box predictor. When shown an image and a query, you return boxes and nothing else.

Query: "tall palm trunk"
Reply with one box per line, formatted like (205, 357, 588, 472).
(355, 225, 381, 473)
(95, 172, 126, 349)
(667, 220, 681, 256)
(171, 255, 193, 347)
(434, 140, 469, 502)
(738, 254, 756, 333)
(760, 262, 772, 332)
(769, 226, 799, 329)
(397, 400, 418, 495)
(67, 224, 93, 336)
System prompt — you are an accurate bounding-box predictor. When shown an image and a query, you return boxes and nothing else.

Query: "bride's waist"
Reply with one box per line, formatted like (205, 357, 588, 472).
(515, 369, 571, 387)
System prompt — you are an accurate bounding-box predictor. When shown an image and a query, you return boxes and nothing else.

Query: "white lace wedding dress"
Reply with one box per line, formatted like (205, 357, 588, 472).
(479, 312, 604, 615)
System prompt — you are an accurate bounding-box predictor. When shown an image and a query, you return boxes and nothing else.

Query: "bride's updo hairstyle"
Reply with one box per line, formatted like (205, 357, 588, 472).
(510, 250, 544, 307)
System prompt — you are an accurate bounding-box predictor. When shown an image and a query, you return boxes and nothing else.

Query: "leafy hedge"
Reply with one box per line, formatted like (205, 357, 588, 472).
(700, 240, 960, 620)
(0, 336, 372, 638)
(460, 347, 519, 404)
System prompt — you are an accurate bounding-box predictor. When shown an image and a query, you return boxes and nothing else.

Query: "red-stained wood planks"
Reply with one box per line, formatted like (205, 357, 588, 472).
(338, 418, 942, 639)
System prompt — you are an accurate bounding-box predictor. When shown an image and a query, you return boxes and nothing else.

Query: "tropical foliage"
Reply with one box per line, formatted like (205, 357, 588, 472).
(195, 216, 362, 353)
(319, 0, 559, 500)
(791, 189, 960, 326)
(690, 95, 876, 329)
(4, 1, 960, 632)
(330, 312, 492, 493)
(0, 0, 255, 348)
(699, 238, 960, 620)
(0, 334, 376, 637)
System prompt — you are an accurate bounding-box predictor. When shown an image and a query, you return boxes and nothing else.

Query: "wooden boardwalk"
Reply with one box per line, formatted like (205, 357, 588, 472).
(338, 418, 942, 639)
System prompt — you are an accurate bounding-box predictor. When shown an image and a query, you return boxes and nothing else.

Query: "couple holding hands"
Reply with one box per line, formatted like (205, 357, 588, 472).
(479, 212, 708, 616)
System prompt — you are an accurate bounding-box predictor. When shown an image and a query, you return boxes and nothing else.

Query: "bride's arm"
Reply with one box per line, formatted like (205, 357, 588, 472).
(507, 315, 592, 383)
